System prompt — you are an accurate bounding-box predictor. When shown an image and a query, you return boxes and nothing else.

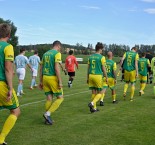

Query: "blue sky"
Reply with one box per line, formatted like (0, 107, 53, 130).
(0, 0, 155, 48)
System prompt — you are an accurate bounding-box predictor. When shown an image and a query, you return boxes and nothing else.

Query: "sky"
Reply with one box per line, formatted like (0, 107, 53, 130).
(0, 0, 155, 48)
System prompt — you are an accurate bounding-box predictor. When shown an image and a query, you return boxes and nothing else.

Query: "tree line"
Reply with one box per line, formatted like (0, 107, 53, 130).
(1, 18, 155, 59)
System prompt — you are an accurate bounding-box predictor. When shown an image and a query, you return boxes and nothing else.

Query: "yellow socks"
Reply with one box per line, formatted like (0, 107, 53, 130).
(92, 94, 102, 109)
(140, 83, 146, 91)
(0, 114, 17, 144)
(131, 85, 135, 99)
(112, 94, 116, 101)
(153, 86, 155, 95)
(100, 93, 105, 102)
(124, 83, 129, 94)
(91, 94, 96, 101)
(45, 100, 52, 111)
(48, 98, 64, 113)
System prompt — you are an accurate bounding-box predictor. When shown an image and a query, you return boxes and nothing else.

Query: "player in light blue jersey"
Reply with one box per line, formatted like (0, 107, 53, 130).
(29, 50, 40, 89)
(14, 48, 33, 96)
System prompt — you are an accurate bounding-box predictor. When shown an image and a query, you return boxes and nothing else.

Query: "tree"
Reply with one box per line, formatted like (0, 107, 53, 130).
(0, 18, 18, 55)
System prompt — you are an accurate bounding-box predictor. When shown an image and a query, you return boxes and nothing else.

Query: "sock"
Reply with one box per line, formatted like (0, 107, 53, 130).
(31, 78, 35, 87)
(124, 83, 129, 93)
(0, 114, 17, 144)
(48, 98, 64, 113)
(21, 84, 23, 93)
(91, 94, 96, 101)
(17, 84, 22, 93)
(100, 93, 105, 102)
(153, 86, 155, 95)
(92, 94, 102, 109)
(141, 83, 146, 91)
(112, 94, 116, 101)
(131, 85, 135, 99)
(45, 100, 52, 111)
(69, 78, 73, 84)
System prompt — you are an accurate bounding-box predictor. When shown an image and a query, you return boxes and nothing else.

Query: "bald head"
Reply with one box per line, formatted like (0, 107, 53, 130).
(107, 51, 113, 59)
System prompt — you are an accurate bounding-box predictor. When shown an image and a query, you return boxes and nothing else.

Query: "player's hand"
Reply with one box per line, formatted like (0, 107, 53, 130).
(39, 83, 43, 90)
(7, 90, 13, 101)
(59, 83, 63, 89)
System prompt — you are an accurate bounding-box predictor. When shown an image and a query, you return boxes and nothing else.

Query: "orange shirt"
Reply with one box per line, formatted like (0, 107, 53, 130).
(65, 55, 78, 72)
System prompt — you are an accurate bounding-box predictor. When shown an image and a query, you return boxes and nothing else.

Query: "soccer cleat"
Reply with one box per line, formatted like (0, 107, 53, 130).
(34, 84, 38, 88)
(0, 142, 7, 145)
(113, 100, 118, 104)
(43, 113, 53, 125)
(88, 102, 94, 113)
(70, 83, 72, 87)
(150, 81, 152, 84)
(30, 87, 34, 90)
(139, 90, 144, 96)
(91, 108, 99, 113)
(100, 101, 104, 106)
(17, 92, 21, 97)
(130, 98, 133, 102)
(20, 90, 25, 95)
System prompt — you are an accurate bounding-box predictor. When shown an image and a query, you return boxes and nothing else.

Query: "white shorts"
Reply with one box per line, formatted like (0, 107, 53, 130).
(16, 68, 26, 80)
(32, 68, 38, 77)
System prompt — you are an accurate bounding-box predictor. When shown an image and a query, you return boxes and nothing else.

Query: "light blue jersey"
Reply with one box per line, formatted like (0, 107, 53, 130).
(29, 55, 40, 70)
(14, 54, 29, 69)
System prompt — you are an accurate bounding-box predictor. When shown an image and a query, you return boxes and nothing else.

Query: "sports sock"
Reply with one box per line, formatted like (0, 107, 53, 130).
(100, 93, 105, 102)
(31, 78, 35, 87)
(141, 83, 146, 91)
(69, 78, 74, 84)
(92, 94, 102, 109)
(17, 84, 22, 93)
(112, 94, 116, 101)
(45, 100, 52, 111)
(48, 98, 64, 113)
(131, 85, 135, 99)
(153, 86, 155, 95)
(124, 83, 129, 93)
(91, 94, 96, 101)
(0, 114, 17, 144)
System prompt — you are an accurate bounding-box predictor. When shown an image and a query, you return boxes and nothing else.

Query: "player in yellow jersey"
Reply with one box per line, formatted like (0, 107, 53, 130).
(100, 51, 117, 105)
(138, 53, 150, 96)
(120, 47, 139, 101)
(87, 42, 107, 113)
(0, 23, 20, 145)
(39, 40, 64, 125)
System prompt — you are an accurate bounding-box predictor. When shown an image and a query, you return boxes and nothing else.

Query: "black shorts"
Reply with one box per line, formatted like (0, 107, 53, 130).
(68, 72, 75, 77)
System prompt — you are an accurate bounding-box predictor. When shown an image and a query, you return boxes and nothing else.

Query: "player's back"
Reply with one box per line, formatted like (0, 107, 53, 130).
(42, 49, 60, 76)
(88, 53, 105, 75)
(138, 58, 149, 76)
(65, 55, 76, 72)
(29, 55, 40, 69)
(123, 51, 138, 71)
(0, 41, 13, 81)
(106, 59, 116, 78)
(15, 55, 28, 69)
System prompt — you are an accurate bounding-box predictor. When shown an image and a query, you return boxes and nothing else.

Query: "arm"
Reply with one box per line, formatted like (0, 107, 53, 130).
(39, 63, 43, 89)
(5, 61, 14, 101)
(120, 57, 125, 70)
(27, 63, 33, 72)
(55, 62, 63, 88)
(74, 57, 78, 69)
(102, 65, 108, 81)
(87, 64, 90, 84)
(113, 63, 117, 83)
(135, 60, 138, 77)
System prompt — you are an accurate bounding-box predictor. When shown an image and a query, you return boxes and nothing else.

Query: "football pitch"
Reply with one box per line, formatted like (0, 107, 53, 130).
(0, 64, 155, 145)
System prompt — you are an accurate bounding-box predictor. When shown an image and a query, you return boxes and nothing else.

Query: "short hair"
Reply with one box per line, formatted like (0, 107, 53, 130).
(131, 47, 138, 51)
(95, 42, 104, 52)
(20, 48, 26, 53)
(141, 52, 146, 57)
(52, 40, 61, 47)
(69, 50, 73, 55)
(0, 23, 11, 39)
(34, 49, 38, 54)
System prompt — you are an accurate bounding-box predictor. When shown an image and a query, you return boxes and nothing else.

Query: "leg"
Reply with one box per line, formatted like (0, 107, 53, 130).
(0, 108, 20, 144)
(17, 80, 23, 96)
(130, 83, 135, 101)
(100, 89, 106, 106)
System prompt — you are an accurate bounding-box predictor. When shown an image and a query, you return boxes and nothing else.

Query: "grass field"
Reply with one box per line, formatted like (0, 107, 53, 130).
(0, 64, 155, 145)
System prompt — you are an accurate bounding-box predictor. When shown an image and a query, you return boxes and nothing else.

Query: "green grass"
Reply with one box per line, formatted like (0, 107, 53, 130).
(0, 64, 155, 145)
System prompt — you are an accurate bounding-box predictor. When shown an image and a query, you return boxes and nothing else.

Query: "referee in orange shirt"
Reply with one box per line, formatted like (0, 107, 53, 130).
(65, 50, 78, 87)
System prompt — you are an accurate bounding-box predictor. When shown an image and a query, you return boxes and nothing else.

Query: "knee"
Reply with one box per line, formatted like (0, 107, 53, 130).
(11, 107, 21, 117)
